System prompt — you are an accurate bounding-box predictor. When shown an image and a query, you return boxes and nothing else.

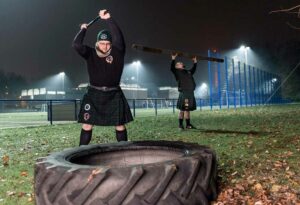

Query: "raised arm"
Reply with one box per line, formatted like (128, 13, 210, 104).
(72, 24, 92, 59)
(189, 56, 197, 74)
(99, 10, 125, 53)
(170, 53, 178, 73)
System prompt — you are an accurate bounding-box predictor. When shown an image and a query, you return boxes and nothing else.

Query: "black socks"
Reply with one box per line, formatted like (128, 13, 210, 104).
(80, 128, 128, 145)
(116, 129, 128, 142)
(186, 119, 191, 126)
(79, 129, 92, 145)
(179, 119, 183, 127)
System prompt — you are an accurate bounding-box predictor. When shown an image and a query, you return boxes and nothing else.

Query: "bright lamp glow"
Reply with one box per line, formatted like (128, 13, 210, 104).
(59, 72, 65, 76)
(240, 45, 250, 51)
(132, 60, 141, 67)
(201, 83, 207, 88)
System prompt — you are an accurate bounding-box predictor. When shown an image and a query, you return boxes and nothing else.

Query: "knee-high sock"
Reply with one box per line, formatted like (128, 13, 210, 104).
(79, 129, 92, 145)
(179, 119, 183, 126)
(116, 129, 128, 142)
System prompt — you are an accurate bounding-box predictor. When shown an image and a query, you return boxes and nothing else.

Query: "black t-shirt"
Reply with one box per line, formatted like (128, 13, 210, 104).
(72, 18, 125, 87)
(171, 60, 197, 91)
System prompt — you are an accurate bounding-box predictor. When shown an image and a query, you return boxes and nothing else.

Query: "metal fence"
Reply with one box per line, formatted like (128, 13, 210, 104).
(0, 99, 200, 126)
(206, 51, 288, 110)
(0, 95, 288, 128)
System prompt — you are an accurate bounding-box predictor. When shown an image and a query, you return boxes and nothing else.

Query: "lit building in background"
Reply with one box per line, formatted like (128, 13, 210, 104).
(157, 87, 179, 99)
(21, 88, 65, 100)
(76, 83, 148, 99)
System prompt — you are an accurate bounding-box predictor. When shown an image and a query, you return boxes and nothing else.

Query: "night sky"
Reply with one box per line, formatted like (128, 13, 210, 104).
(0, 0, 299, 88)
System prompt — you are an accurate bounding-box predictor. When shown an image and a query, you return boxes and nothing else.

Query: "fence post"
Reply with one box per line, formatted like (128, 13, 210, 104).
(155, 99, 157, 116)
(248, 65, 252, 106)
(256, 68, 259, 105)
(271, 73, 274, 104)
(238, 61, 242, 107)
(278, 75, 282, 103)
(133, 99, 136, 117)
(74, 100, 78, 121)
(49, 100, 53, 125)
(258, 69, 261, 105)
(172, 99, 175, 114)
(225, 56, 229, 109)
(217, 53, 222, 110)
(232, 59, 236, 110)
(277, 74, 281, 103)
(262, 70, 265, 104)
(244, 63, 248, 107)
(275, 74, 278, 104)
(253, 67, 256, 106)
(262, 70, 265, 105)
(260, 69, 263, 105)
(208, 50, 213, 111)
(268, 73, 272, 104)
(266, 72, 269, 104)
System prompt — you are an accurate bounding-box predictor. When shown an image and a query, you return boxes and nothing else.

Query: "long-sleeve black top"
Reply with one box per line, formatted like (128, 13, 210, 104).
(171, 60, 197, 91)
(72, 18, 125, 87)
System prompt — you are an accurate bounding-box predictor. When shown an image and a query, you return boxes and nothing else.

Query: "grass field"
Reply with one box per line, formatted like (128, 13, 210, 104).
(0, 104, 300, 204)
(0, 108, 191, 129)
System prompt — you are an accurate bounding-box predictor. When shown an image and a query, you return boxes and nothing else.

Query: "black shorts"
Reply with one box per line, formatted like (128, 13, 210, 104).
(177, 91, 196, 111)
(78, 87, 133, 126)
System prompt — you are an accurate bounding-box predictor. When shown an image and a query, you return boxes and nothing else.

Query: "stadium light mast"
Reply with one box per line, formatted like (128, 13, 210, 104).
(59, 72, 65, 91)
(132, 61, 141, 99)
(240, 45, 250, 65)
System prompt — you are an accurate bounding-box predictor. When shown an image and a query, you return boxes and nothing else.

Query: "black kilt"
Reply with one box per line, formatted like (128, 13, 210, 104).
(177, 90, 196, 111)
(78, 87, 133, 126)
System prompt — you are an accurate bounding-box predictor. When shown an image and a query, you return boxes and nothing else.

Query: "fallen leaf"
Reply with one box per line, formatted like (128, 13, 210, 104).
(2, 155, 9, 166)
(247, 175, 256, 185)
(253, 183, 263, 191)
(20, 171, 28, 177)
(18, 192, 25, 197)
(88, 168, 102, 183)
(231, 171, 238, 176)
(235, 184, 245, 191)
(271, 185, 281, 192)
(254, 201, 263, 205)
(6, 191, 15, 196)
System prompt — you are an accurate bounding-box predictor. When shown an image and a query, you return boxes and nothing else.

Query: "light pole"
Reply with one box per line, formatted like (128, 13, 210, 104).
(240, 45, 250, 65)
(132, 60, 141, 99)
(59, 72, 65, 91)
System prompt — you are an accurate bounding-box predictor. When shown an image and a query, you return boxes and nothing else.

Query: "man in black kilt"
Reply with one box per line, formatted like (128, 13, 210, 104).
(171, 53, 197, 130)
(73, 9, 133, 145)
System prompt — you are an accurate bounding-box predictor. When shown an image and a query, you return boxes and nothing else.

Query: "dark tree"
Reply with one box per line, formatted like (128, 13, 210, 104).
(0, 70, 28, 99)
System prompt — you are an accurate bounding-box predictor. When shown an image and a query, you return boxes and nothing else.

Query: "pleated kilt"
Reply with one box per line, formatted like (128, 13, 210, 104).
(78, 86, 133, 126)
(177, 90, 196, 111)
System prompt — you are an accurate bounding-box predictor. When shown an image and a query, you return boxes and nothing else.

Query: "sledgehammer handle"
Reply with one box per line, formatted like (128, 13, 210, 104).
(87, 16, 100, 28)
(86, 10, 109, 28)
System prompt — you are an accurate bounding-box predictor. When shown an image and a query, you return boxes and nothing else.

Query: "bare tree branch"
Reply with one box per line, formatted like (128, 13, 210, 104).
(270, 5, 300, 30)
(269, 5, 300, 14)
(285, 12, 299, 15)
(286, 22, 300, 30)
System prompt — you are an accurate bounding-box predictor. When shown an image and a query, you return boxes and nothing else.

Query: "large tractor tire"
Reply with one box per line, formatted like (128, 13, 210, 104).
(34, 141, 218, 205)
